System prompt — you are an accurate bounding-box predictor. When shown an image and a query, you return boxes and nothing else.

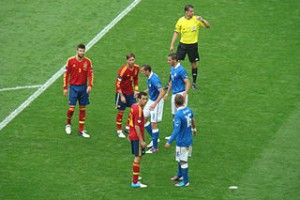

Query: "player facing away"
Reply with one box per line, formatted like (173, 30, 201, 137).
(170, 5, 210, 90)
(165, 94, 197, 187)
(140, 64, 165, 153)
(164, 53, 191, 140)
(129, 92, 148, 188)
(63, 43, 94, 138)
(115, 53, 139, 138)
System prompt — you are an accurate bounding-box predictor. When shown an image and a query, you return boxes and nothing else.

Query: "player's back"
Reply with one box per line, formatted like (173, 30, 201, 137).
(175, 106, 193, 147)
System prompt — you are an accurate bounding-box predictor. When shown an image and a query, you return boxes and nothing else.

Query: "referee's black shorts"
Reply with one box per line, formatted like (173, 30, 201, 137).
(176, 42, 200, 63)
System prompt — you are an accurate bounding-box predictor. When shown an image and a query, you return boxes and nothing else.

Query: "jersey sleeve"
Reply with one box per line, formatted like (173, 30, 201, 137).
(174, 18, 182, 33)
(133, 105, 143, 126)
(180, 67, 189, 81)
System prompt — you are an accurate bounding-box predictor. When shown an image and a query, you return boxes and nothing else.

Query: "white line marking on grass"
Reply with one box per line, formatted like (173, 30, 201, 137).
(0, 85, 43, 92)
(0, 0, 142, 131)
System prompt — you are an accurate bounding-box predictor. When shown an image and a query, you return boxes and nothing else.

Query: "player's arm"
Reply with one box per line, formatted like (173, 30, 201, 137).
(182, 78, 191, 101)
(151, 87, 164, 111)
(191, 117, 197, 136)
(164, 81, 172, 100)
(170, 32, 179, 52)
(133, 67, 139, 97)
(87, 62, 94, 94)
(135, 125, 146, 148)
(116, 69, 126, 103)
(197, 16, 211, 28)
(144, 88, 149, 94)
(165, 116, 181, 148)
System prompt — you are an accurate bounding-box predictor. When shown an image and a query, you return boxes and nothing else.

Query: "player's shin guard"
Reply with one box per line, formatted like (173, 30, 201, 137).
(79, 106, 86, 132)
(144, 121, 152, 137)
(66, 106, 75, 125)
(192, 68, 197, 83)
(132, 161, 140, 184)
(116, 110, 124, 131)
(152, 129, 159, 149)
(181, 163, 189, 183)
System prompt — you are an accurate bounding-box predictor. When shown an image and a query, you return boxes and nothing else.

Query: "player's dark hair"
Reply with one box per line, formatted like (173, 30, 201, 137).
(168, 52, 179, 61)
(77, 43, 86, 49)
(184, 5, 194, 12)
(126, 53, 135, 60)
(175, 94, 184, 107)
(141, 64, 152, 72)
(137, 91, 147, 99)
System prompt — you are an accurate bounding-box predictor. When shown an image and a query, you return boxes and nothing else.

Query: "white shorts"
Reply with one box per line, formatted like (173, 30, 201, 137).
(171, 92, 188, 115)
(143, 98, 164, 123)
(176, 146, 192, 162)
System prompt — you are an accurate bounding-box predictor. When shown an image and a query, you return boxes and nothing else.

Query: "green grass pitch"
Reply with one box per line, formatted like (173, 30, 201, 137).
(0, 0, 299, 199)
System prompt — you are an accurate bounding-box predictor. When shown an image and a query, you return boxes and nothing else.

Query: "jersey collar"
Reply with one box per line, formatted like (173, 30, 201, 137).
(148, 71, 154, 79)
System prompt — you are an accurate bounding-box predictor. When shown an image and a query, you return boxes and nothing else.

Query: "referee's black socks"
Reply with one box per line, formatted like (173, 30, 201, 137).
(192, 68, 198, 83)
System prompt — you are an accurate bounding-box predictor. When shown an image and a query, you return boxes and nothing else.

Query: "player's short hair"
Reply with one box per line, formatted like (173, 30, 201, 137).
(168, 52, 179, 61)
(175, 94, 184, 107)
(126, 53, 135, 60)
(77, 43, 86, 50)
(141, 64, 152, 72)
(137, 91, 147, 99)
(184, 5, 194, 12)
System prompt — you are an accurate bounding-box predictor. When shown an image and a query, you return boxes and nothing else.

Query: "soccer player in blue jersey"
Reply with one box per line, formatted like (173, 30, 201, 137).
(140, 64, 165, 153)
(164, 53, 191, 139)
(165, 94, 197, 187)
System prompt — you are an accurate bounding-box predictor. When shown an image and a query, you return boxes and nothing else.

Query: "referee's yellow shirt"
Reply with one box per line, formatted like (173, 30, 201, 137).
(175, 16, 205, 44)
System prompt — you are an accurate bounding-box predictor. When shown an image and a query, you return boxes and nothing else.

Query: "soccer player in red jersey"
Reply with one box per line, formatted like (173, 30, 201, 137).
(63, 44, 94, 138)
(128, 91, 148, 188)
(115, 53, 139, 138)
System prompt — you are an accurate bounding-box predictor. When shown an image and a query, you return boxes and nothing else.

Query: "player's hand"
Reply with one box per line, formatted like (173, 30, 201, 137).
(63, 89, 68, 96)
(192, 128, 197, 136)
(134, 91, 139, 98)
(140, 141, 147, 148)
(165, 143, 170, 149)
(150, 103, 156, 111)
(121, 96, 126, 103)
(170, 46, 174, 52)
(164, 94, 168, 100)
(87, 86, 92, 94)
(197, 16, 203, 21)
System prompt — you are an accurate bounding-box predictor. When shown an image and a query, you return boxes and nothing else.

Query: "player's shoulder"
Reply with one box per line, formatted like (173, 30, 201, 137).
(67, 56, 76, 62)
(84, 57, 92, 63)
(134, 64, 140, 69)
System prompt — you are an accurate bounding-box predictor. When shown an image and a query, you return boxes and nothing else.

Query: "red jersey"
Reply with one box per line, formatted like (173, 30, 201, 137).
(115, 64, 139, 95)
(129, 103, 145, 141)
(63, 56, 94, 89)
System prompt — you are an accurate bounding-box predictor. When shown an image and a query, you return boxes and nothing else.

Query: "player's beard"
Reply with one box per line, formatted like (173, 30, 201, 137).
(77, 53, 85, 60)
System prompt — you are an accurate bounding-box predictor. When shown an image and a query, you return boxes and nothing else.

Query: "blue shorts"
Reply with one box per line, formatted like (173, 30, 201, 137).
(115, 93, 136, 110)
(131, 140, 145, 157)
(69, 85, 90, 106)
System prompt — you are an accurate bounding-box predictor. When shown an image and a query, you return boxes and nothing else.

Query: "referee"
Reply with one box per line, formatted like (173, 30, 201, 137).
(170, 5, 210, 90)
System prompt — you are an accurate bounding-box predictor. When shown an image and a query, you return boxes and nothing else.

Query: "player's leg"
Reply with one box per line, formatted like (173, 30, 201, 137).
(174, 146, 190, 187)
(143, 100, 153, 138)
(115, 93, 126, 138)
(65, 85, 77, 134)
(176, 42, 187, 61)
(187, 43, 200, 90)
(131, 141, 147, 188)
(78, 85, 90, 138)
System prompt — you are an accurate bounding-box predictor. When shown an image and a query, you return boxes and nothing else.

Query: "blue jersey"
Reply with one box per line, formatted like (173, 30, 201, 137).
(168, 106, 194, 147)
(147, 72, 163, 101)
(170, 64, 188, 94)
